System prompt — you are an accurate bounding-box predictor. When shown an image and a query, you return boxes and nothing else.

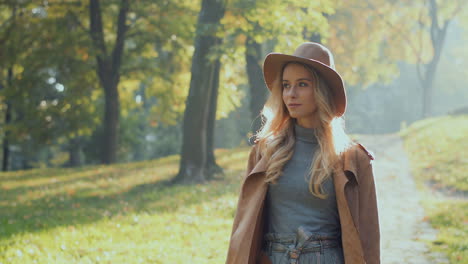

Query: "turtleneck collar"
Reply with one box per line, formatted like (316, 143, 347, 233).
(294, 121, 318, 143)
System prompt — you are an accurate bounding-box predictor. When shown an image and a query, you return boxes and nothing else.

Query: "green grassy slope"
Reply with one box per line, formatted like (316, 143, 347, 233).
(2, 114, 466, 263)
(401, 115, 468, 263)
(0, 147, 251, 264)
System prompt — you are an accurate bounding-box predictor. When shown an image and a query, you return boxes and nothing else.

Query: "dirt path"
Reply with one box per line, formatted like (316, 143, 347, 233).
(356, 134, 448, 264)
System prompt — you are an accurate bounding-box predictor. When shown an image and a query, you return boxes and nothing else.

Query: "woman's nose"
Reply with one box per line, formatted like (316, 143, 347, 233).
(286, 85, 298, 97)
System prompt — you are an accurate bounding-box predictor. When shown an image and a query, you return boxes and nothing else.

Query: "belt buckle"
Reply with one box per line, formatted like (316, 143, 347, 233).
(289, 249, 299, 259)
(288, 248, 299, 264)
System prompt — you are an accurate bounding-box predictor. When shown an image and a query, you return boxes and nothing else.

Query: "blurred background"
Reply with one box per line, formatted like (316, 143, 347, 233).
(0, 0, 466, 170)
(0, 0, 466, 263)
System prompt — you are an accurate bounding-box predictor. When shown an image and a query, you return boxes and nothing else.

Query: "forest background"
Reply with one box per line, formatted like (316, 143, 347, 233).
(0, 0, 467, 178)
(1, 0, 468, 263)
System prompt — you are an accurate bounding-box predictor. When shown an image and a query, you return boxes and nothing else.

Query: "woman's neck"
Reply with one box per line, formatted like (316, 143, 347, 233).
(294, 121, 317, 143)
(296, 117, 320, 129)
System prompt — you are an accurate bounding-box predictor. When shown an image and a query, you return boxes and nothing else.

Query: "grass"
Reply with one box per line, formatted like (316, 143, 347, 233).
(2, 115, 466, 263)
(401, 115, 468, 264)
(0, 147, 251, 264)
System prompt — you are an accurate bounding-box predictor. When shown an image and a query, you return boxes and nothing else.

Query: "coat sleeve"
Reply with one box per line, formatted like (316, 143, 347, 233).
(356, 147, 380, 264)
(226, 145, 261, 264)
(229, 145, 258, 235)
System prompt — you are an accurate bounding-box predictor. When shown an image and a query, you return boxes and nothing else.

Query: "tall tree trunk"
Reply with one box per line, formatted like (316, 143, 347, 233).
(68, 137, 83, 167)
(1, 7, 17, 171)
(205, 57, 223, 178)
(245, 37, 268, 135)
(1, 96, 9, 172)
(1, 68, 13, 171)
(418, 0, 449, 118)
(89, 0, 128, 164)
(175, 0, 226, 183)
(134, 83, 148, 161)
(102, 79, 120, 163)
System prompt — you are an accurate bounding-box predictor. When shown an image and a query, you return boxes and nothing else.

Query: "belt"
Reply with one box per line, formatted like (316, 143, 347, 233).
(264, 227, 341, 264)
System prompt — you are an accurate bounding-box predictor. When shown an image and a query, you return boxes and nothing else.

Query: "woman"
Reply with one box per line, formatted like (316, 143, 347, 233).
(226, 42, 380, 264)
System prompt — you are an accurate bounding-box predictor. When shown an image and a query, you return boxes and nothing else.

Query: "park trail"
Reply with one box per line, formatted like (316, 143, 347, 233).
(355, 134, 448, 264)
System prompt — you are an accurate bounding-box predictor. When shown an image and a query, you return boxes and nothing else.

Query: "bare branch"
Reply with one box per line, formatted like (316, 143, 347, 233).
(429, 0, 439, 30)
(111, 0, 129, 77)
(89, 0, 107, 57)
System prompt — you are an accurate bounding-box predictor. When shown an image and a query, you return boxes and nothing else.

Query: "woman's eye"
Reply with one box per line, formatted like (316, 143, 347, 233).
(299, 82, 308, 87)
(282, 83, 290, 89)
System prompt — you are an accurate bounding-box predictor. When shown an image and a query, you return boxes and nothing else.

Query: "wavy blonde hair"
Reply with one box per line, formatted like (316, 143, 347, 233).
(256, 62, 352, 199)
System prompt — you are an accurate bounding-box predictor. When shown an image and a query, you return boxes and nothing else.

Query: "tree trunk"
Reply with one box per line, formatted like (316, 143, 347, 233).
(420, 0, 449, 118)
(134, 84, 148, 161)
(68, 137, 83, 167)
(175, 0, 226, 184)
(421, 61, 437, 118)
(245, 37, 268, 135)
(1, 7, 17, 171)
(205, 57, 223, 178)
(1, 100, 10, 172)
(1, 68, 13, 171)
(89, 0, 128, 164)
(102, 78, 120, 163)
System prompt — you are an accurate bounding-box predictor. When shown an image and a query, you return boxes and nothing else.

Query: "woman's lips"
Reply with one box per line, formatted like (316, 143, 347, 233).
(288, 104, 301, 108)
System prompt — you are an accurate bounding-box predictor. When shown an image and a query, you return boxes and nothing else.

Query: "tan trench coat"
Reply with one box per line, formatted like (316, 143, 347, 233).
(226, 143, 380, 264)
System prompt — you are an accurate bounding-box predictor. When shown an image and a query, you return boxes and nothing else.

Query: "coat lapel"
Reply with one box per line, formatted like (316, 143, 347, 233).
(229, 155, 269, 264)
(334, 147, 365, 263)
(246, 155, 268, 179)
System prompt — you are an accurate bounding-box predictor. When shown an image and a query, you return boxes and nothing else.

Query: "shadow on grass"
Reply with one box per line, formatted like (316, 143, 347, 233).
(0, 166, 170, 205)
(0, 151, 247, 242)
(0, 167, 88, 182)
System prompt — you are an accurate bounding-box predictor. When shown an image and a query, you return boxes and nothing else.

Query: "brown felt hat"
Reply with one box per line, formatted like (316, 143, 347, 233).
(263, 42, 347, 117)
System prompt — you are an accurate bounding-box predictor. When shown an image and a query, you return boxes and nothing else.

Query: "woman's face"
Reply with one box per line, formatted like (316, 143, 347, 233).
(282, 63, 319, 128)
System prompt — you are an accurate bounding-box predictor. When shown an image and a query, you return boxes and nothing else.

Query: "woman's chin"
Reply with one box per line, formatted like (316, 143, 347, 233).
(288, 112, 301, 118)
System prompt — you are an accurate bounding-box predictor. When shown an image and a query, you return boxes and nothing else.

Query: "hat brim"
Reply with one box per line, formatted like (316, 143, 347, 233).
(263, 53, 346, 117)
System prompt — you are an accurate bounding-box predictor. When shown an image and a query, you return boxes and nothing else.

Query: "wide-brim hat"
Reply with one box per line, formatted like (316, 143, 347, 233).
(263, 42, 346, 117)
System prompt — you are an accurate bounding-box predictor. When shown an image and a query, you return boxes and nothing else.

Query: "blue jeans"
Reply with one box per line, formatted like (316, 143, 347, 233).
(263, 227, 344, 264)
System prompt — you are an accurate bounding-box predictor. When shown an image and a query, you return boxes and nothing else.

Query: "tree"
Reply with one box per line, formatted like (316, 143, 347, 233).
(175, 0, 226, 183)
(88, 0, 129, 164)
(0, 0, 199, 169)
(0, 68, 12, 171)
(0, 1, 109, 169)
(416, 0, 465, 117)
(345, 0, 467, 117)
(0, 3, 16, 171)
(0, 1, 59, 170)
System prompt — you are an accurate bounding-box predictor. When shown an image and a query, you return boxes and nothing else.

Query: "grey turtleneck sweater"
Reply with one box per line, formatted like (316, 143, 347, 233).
(265, 122, 341, 237)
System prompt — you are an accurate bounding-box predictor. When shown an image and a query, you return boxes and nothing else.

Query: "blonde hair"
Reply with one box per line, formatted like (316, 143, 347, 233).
(256, 62, 352, 199)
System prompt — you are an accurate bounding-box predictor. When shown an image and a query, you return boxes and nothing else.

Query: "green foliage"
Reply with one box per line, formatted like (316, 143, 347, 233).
(0, 147, 250, 263)
(0, 0, 199, 167)
(1, 0, 467, 169)
(0, 1, 101, 168)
